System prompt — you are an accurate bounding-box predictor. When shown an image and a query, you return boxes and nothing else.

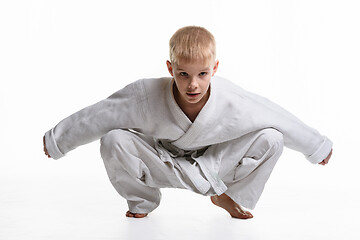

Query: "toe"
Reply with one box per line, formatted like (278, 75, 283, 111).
(246, 212, 253, 218)
(126, 211, 148, 218)
(126, 211, 135, 217)
(134, 213, 148, 218)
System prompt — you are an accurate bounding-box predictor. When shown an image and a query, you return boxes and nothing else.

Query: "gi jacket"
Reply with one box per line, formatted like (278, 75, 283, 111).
(45, 76, 332, 166)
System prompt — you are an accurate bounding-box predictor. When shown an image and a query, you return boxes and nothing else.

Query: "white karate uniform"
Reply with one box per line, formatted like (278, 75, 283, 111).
(44, 76, 332, 213)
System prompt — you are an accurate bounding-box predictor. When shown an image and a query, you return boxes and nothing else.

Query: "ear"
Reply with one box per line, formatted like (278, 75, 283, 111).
(211, 60, 219, 76)
(166, 60, 174, 77)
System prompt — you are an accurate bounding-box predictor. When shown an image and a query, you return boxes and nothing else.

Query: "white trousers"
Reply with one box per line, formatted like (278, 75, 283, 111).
(100, 128, 284, 214)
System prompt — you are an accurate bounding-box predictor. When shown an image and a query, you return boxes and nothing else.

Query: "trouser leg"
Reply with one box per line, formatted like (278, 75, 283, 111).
(218, 128, 284, 209)
(100, 129, 184, 214)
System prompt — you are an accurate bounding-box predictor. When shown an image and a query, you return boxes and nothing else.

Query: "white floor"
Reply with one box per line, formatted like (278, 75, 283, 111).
(1, 145, 359, 240)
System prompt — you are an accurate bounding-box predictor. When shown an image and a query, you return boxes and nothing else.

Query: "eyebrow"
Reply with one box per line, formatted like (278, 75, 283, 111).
(177, 68, 211, 71)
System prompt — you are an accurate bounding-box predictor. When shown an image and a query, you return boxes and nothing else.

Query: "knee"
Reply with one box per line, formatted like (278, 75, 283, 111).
(246, 129, 283, 161)
(258, 128, 284, 152)
(101, 130, 121, 148)
(100, 129, 132, 156)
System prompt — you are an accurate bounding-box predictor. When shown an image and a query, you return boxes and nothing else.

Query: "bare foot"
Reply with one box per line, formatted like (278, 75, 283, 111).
(211, 193, 253, 219)
(126, 211, 148, 218)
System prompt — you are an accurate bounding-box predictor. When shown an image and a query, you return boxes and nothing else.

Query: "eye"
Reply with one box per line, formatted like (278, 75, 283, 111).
(179, 72, 188, 77)
(199, 72, 208, 76)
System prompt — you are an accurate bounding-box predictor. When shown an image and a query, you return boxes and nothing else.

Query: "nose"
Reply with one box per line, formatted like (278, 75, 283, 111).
(188, 77, 199, 91)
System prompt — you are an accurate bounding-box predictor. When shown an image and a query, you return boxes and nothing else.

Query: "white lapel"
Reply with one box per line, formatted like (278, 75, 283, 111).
(166, 79, 192, 132)
(167, 78, 217, 150)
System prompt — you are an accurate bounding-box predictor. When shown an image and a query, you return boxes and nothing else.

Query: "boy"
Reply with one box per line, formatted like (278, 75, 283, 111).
(43, 26, 333, 219)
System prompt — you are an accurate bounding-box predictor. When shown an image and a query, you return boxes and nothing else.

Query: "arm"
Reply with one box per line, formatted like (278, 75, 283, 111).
(43, 80, 146, 159)
(215, 77, 333, 165)
(242, 89, 333, 164)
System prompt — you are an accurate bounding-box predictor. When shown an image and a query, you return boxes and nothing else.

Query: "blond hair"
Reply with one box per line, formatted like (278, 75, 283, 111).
(169, 26, 216, 65)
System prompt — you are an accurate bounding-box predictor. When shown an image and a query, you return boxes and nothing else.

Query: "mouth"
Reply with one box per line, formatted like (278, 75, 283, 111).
(186, 93, 200, 98)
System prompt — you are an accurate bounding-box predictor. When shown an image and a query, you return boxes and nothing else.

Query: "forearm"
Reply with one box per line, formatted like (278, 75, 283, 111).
(246, 90, 333, 164)
(44, 82, 145, 159)
(44, 99, 120, 159)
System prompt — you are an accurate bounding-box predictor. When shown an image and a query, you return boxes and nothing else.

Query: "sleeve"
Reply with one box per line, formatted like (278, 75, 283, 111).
(44, 80, 147, 160)
(244, 90, 333, 164)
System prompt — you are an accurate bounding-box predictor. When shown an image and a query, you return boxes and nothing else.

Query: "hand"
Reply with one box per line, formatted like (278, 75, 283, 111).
(318, 149, 332, 166)
(43, 135, 51, 158)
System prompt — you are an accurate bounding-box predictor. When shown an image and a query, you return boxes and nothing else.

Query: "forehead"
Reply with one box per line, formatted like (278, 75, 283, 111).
(175, 61, 213, 71)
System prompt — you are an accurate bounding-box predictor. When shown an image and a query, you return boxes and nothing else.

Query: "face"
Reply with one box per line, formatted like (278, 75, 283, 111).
(166, 59, 219, 107)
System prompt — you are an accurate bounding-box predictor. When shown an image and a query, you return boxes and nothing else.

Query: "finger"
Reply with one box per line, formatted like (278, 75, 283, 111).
(43, 148, 51, 158)
(43, 135, 51, 157)
(43, 136, 47, 152)
(324, 153, 331, 164)
(320, 149, 333, 165)
(326, 149, 333, 160)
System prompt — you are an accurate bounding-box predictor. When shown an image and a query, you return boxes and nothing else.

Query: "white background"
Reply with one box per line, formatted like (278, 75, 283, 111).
(1, 0, 359, 239)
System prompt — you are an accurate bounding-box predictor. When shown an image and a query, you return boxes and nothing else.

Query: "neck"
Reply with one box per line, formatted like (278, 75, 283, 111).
(173, 83, 210, 122)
